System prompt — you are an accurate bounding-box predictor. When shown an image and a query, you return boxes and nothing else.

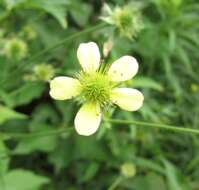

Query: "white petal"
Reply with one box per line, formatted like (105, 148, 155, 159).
(108, 56, 139, 82)
(110, 88, 144, 111)
(74, 102, 102, 136)
(77, 42, 101, 73)
(49, 76, 81, 100)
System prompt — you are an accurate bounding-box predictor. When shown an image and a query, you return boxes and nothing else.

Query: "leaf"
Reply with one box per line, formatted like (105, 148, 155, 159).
(162, 55, 182, 97)
(0, 105, 27, 125)
(4, 0, 25, 10)
(134, 157, 165, 174)
(14, 134, 58, 154)
(27, 0, 69, 28)
(5, 0, 69, 28)
(14, 123, 58, 154)
(0, 140, 10, 175)
(80, 162, 99, 182)
(131, 173, 167, 190)
(0, 169, 49, 190)
(48, 140, 74, 173)
(133, 77, 164, 92)
(9, 82, 45, 107)
(70, 2, 92, 26)
(162, 159, 192, 190)
(0, 89, 13, 107)
(76, 136, 110, 161)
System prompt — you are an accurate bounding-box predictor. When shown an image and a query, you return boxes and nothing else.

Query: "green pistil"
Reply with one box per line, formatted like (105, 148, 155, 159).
(78, 72, 113, 107)
(118, 11, 132, 29)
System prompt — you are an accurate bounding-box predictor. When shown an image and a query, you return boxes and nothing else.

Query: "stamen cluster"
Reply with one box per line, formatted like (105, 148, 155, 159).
(78, 72, 113, 107)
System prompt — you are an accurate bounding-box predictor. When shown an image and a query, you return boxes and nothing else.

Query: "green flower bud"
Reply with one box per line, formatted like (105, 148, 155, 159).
(4, 38, 28, 60)
(113, 6, 143, 39)
(120, 162, 136, 178)
(101, 3, 143, 39)
(191, 83, 199, 93)
(21, 26, 37, 40)
(33, 63, 55, 82)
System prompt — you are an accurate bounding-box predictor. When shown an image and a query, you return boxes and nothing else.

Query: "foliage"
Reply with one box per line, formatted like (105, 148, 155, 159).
(0, 0, 199, 189)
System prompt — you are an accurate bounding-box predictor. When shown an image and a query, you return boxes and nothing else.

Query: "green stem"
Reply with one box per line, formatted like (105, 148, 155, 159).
(0, 23, 108, 85)
(1, 118, 198, 140)
(26, 23, 107, 63)
(0, 127, 73, 140)
(105, 118, 199, 135)
(108, 176, 123, 190)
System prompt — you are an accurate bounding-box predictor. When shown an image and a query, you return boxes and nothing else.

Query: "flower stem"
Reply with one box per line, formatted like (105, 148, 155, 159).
(0, 128, 72, 140)
(26, 23, 107, 64)
(1, 118, 198, 140)
(105, 118, 199, 135)
(108, 176, 123, 190)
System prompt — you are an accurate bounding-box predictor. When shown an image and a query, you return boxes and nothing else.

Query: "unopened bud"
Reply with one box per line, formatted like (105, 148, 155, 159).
(103, 39, 113, 57)
(34, 63, 55, 82)
(4, 38, 28, 60)
(120, 162, 136, 178)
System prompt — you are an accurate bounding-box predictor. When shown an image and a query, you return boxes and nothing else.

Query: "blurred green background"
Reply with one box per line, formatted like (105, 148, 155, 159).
(0, 0, 199, 189)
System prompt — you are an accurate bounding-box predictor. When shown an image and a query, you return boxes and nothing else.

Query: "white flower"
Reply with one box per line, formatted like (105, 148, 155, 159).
(49, 42, 144, 136)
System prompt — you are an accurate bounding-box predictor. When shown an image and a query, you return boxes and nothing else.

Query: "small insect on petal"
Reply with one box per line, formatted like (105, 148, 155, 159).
(110, 88, 144, 111)
(108, 56, 139, 82)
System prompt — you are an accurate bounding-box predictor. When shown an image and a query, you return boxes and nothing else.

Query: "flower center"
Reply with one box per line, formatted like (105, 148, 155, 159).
(78, 72, 113, 106)
(115, 8, 133, 30)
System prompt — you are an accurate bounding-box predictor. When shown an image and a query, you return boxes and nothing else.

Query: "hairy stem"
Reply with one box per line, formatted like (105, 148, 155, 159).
(0, 127, 72, 140)
(108, 176, 123, 190)
(105, 118, 199, 135)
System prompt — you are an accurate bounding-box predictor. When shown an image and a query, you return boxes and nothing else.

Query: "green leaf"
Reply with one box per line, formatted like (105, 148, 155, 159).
(133, 77, 164, 92)
(132, 173, 167, 190)
(5, 0, 69, 28)
(28, 0, 69, 28)
(14, 124, 58, 154)
(134, 157, 165, 174)
(0, 89, 13, 107)
(0, 140, 10, 175)
(70, 2, 92, 26)
(80, 162, 99, 182)
(163, 159, 192, 190)
(9, 82, 45, 107)
(48, 139, 75, 173)
(14, 134, 58, 154)
(0, 169, 49, 190)
(0, 105, 27, 125)
(4, 0, 25, 9)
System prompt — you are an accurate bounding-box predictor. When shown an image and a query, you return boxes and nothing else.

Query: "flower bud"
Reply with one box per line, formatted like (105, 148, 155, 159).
(191, 83, 199, 93)
(33, 63, 55, 82)
(120, 162, 136, 178)
(103, 39, 113, 58)
(21, 26, 37, 40)
(4, 38, 28, 60)
(24, 63, 55, 82)
(101, 3, 143, 39)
